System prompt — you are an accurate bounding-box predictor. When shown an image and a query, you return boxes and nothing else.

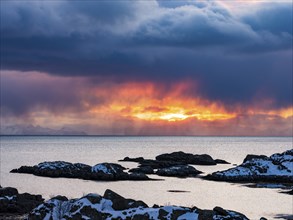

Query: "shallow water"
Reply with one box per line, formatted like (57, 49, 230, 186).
(0, 136, 292, 219)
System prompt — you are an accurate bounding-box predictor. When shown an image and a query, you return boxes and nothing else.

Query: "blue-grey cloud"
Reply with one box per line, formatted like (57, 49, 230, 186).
(1, 0, 292, 108)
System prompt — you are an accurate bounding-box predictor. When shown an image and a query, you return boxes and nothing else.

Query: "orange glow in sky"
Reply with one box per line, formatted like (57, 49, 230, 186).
(91, 82, 236, 122)
(114, 105, 236, 122)
(84, 81, 293, 123)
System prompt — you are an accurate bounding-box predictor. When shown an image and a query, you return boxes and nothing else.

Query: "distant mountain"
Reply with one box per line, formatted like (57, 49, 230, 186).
(0, 124, 87, 135)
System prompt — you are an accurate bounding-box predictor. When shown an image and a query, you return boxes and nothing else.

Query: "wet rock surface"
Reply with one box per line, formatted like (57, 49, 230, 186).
(28, 189, 250, 220)
(0, 186, 44, 215)
(11, 161, 151, 181)
(205, 149, 293, 183)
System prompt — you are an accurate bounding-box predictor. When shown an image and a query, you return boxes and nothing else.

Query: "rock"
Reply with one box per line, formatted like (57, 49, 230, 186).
(191, 154, 217, 165)
(198, 210, 214, 220)
(280, 189, 293, 195)
(119, 157, 145, 163)
(139, 159, 185, 169)
(131, 213, 150, 220)
(103, 189, 148, 210)
(11, 166, 35, 174)
(243, 155, 269, 163)
(127, 172, 150, 180)
(79, 206, 103, 219)
(92, 163, 126, 174)
(104, 190, 126, 210)
(171, 209, 191, 219)
(158, 209, 169, 219)
(119, 152, 229, 179)
(167, 190, 190, 193)
(11, 161, 151, 182)
(215, 159, 230, 164)
(129, 166, 154, 174)
(205, 149, 293, 183)
(156, 151, 217, 165)
(50, 195, 68, 201)
(156, 165, 202, 177)
(129, 200, 148, 209)
(0, 187, 44, 214)
(213, 206, 228, 216)
(0, 187, 18, 197)
(29, 189, 249, 220)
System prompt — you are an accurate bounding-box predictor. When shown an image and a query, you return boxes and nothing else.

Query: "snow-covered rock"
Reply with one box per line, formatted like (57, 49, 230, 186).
(91, 163, 125, 175)
(28, 189, 249, 220)
(11, 161, 150, 181)
(206, 149, 293, 183)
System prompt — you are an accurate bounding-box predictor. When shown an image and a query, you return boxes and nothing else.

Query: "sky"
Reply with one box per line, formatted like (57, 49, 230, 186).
(0, 0, 292, 136)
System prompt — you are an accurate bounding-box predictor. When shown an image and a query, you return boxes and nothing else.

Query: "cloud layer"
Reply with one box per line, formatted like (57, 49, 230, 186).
(0, 0, 292, 135)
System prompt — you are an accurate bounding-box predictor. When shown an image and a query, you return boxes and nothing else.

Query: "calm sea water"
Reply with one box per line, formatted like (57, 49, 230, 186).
(0, 136, 292, 219)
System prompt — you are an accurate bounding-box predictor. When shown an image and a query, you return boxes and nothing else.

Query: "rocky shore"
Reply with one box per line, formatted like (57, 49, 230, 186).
(4, 149, 293, 219)
(27, 189, 250, 220)
(11, 151, 230, 180)
(122, 151, 229, 178)
(120, 151, 230, 168)
(11, 162, 151, 181)
(10, 150, 293, 183)
(205, 149, 293, 183)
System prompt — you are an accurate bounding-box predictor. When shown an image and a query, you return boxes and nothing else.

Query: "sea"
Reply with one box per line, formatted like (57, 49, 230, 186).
(0, 136, 292, 219)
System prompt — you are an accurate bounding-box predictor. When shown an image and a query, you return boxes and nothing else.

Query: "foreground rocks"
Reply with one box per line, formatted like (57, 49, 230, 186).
(205, 149, 293, 183)
(28, 189, 249, 220)
(0, 186, 44, 214)
(11, 161, 150, 181)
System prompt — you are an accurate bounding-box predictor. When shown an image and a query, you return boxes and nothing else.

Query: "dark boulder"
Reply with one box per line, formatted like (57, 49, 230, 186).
(129, 166, 154, 174)
(127, 172, 150, 180)
(79, 205, 103, 219)
(132, 213, 150, 220)
(156, 151, 217, 165)
(215, 159, 230, 164)
(0, 187, 44, 214)
(51, 195, 68, 201)
(119, 157, 145, 163)
(213, 206, 228, 216)
(198, 209, 214, 220)
(156, 165, 202, 177)
(103, 189, 148, 210)
(243, 155, 269, 163)
(0, 187, 18, 197)
(139, 159, 185, 169)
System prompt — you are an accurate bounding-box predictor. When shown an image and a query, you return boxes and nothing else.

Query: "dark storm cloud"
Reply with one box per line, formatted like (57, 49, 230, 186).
(242, 3, 293, 35)
(1, 1, 292, 107)
(1, 74, 75, 116)
(0, 71, 105, 116)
